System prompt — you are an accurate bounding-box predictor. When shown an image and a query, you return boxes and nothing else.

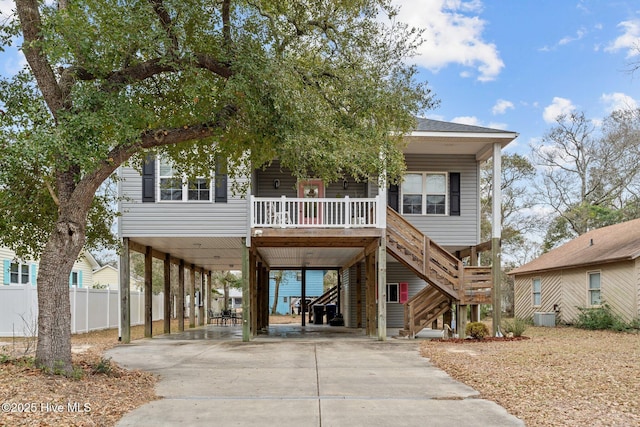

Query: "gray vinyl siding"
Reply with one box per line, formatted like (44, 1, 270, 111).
(119, 165, 248, 237)
(255, 160, 368, 198)
(386, 261, 430, 328)
(340, 260, 430, 329)
(402, 154, 480, 247)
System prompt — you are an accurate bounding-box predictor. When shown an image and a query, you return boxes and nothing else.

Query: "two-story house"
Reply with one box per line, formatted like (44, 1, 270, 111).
(118, 118, 517, 339)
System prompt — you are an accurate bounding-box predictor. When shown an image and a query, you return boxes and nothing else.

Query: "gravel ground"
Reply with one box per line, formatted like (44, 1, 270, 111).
(420, 325, 640, 426)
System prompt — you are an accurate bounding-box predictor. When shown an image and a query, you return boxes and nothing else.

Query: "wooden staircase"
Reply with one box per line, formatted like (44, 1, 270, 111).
(386, 207, 492, 337)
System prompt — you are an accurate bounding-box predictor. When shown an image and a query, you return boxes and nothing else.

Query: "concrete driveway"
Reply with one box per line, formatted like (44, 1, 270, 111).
(107, 325, 524, 427)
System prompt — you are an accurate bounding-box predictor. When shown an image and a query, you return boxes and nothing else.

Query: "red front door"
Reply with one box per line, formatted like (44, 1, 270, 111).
(298, 179, 324, 224)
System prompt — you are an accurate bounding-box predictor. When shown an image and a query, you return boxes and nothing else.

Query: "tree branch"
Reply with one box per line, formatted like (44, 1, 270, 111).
(15, 0, 65, 119)
(222, 0, 232, 48)
(77, 104, 238, 199)
(148, 0, 179, 52)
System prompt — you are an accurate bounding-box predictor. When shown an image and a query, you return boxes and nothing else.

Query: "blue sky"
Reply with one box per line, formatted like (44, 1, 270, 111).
(394, 0, 640, 154)
(2, 0, 639, 156)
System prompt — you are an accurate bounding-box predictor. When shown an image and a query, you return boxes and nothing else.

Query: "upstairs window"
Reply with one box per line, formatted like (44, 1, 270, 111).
(158, 159, 211, 202)
(401, 172, 447, 215)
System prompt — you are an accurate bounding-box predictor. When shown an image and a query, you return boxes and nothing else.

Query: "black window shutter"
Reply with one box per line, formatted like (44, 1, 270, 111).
(449, 173, 460, 216)
(215, 157, 228, 203)
(387, 184, 399, 212)
(142, 155, 155, 202)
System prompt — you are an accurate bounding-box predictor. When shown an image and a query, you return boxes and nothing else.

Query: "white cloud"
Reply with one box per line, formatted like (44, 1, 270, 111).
(558, 28, 587, 46)
(605, 20, 640, 57)
(491, 99, 514, 115)
(392, 0, 504, 82)
(542, 97, 576, 123)
(600, 92, 638, 112)
(451, 116, 481, 126)
(488, 121, 507, 130)
(0, 0, 14, 19)
(540, 28, 588, 52)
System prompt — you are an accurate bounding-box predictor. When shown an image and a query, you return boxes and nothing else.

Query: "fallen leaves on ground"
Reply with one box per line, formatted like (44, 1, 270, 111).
(0, 321, 173, 427)
(420, 325, 640, 426)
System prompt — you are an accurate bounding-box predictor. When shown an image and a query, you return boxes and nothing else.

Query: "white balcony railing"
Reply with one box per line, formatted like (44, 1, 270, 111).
(251, 195, 380, 228)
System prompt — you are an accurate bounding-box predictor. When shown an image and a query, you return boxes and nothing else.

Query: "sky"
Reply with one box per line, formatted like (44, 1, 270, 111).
(2, 0, 640, 156)
(393, 0, 640, 155)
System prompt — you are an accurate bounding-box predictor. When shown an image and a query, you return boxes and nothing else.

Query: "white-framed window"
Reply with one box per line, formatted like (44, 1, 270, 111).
(588, 271, 601, 306)
(401, 172, 447, 215)
(10, 262, 30, 285)
(158, 159, 212, 202)
(532, 277, 541, 306)
(386, 283, 399, 303)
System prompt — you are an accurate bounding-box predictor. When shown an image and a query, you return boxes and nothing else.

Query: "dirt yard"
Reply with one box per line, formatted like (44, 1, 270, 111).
(420, 325, 640, 426)
(2, 317, 639, 426)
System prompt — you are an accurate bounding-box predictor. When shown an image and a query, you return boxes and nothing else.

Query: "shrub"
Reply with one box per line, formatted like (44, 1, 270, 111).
(502, 317, 529, 337)
(93, 357, 115, 375)
(466, 322, 490, 339)
(574, 303, 629, 331)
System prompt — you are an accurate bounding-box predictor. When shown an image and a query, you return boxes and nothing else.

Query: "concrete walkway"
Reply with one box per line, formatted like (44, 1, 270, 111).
(107, 324, 524, 427)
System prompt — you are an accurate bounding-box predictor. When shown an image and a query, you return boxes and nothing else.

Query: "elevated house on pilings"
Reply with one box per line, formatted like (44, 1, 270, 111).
(117, 118, 518, 341)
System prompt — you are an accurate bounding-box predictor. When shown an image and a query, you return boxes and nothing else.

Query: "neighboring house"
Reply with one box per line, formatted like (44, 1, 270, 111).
(510, 218, 640, 324)
(210, 288, 242, 312)
(118, 118, 517, 337)
(2, 246, 99, 288)
(92, 264, 119, 290)
(268, 270, 325, 314)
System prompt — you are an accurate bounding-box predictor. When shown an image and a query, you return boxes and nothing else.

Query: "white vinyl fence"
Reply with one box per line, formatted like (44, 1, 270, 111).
(0, 285, 164, 337)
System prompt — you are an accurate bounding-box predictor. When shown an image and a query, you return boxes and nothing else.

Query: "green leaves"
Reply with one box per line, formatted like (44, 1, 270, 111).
(2, 0, 435, 258)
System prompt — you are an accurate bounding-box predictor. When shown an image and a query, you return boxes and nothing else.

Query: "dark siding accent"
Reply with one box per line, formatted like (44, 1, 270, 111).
(215, 157, 228, 203)
(388, 184, 399, 212)
(142, 155, 155, 202)
(449, 172, 460, 216)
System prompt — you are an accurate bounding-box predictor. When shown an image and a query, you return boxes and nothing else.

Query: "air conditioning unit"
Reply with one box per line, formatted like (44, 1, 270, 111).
(533, 312, 556, 327)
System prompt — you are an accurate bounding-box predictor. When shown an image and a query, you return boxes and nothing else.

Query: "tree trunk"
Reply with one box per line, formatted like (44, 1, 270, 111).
(271, 278, 280, 315)
(35, 214, 85, 374)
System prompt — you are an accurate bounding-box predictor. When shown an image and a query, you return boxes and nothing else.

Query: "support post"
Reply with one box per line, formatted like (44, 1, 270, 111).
(164, 253, 171, 334)
(457, 304, 468, 338)
(249, 251, 257, 335)
(178, 260, 185, 332)
(199, 270, 205, 326)
(377, 237, 387, 341)
(470, 305, 480, 322)
(301, 268, 307, 327)
(366, 251, 376, 337)
(189, 264, 196, 328)
(119, 237, 131, 343)
(491, 142, 503, 336)
(207, 271, 212, 324)
(356, 263, 362, 328)
(144, 246, 153, 338)
(241, 238, 250, 342)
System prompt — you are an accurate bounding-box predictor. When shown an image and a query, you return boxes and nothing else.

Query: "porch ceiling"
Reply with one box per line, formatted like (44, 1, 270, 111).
(127, 236, 244, 272)
(127, 229, 382, 272)
(251, 228, 382, 269)
(403, 134, 517, 161)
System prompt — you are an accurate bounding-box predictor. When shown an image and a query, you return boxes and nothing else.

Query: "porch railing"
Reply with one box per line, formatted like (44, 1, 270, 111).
(251, 195, 380, 228)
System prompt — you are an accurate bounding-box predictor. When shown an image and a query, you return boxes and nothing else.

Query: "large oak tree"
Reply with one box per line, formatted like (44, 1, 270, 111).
(0, 0, 435, 373)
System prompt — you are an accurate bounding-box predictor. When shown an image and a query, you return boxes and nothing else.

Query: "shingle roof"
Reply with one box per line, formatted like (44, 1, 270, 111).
(414, 117, 514, 134)
(510, 218, 640, 276)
